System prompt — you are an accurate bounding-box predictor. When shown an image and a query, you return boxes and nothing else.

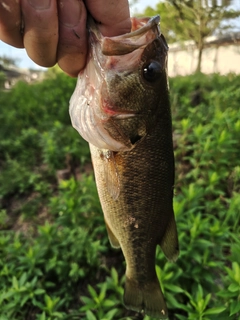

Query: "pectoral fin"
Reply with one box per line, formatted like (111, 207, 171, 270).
(160, 215, 179, 262)
(104, 219, 121, 249)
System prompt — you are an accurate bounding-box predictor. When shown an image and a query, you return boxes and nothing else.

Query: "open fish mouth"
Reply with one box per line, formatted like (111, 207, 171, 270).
(69, 15, 162, 152)
(96, 15, 161, 56)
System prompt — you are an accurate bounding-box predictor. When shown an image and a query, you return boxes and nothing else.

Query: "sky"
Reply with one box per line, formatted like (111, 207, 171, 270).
(0, 0, 239, 69)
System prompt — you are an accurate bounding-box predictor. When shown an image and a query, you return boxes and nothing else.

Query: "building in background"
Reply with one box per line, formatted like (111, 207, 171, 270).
(168, 32, 240, 76)
(0, 64, 43, 89)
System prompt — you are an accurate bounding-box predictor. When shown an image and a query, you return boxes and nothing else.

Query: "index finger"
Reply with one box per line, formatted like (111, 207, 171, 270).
(85, 0, 131, 37)
(21, 0, 58, 67)
(0, 0, 23, 48)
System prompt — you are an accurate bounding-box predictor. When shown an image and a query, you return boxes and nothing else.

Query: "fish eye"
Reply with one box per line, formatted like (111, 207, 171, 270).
(142, 61, 162, 82)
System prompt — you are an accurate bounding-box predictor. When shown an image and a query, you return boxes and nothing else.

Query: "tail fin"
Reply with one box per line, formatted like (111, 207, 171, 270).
(123, 276, 168, 319)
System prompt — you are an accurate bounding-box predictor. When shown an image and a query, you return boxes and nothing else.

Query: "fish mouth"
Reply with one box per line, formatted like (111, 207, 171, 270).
(88, 15, 161, 56)
(70, 15, 162, 152)
(102, 16, 161, 56)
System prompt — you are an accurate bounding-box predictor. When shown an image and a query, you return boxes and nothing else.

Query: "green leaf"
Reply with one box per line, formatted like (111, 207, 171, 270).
(99, 283, 107, 302)
(202, 293, 211, 310)
(111, 268, 118, 285)
(165, 284, 184, 293)
(228, 283, 240, 292)
(86, 310, 97, 320)
(196, 284, 203, 301)
(20, 295, 30, 307)
(39, 312, 46, 320)
(44, 294, 54, 311)
(204, 306, 226, 315)
(232, 262, 240, 282)
(230, 301, 240, 316)
(104, 308, 119, 319)
(32, 299, 45, 309)
(176, 314, 189, 320)
(19, 272, 27, 286)
(80, 304, 96, 312)
(88, 285, 98, 300)
(34, 288, 46, 295)
(52, 311, 65, 318)
(102, 299, 117, 308)
(80, 296, 94, 305)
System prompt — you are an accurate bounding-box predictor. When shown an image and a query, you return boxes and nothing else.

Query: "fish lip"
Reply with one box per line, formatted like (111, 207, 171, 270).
(88, 15, 160, 40)
(120, 15, 160, 39)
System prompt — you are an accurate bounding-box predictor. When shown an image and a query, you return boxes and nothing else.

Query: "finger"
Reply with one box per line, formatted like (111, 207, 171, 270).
(85, 0, 131, 37)
(21, 0, 58, 67)
(0, 0, 23, 48)
(57, 0, 88, 77)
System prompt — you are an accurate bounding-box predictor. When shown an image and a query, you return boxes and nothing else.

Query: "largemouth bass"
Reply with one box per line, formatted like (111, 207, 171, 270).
(70, 15, 179, 319)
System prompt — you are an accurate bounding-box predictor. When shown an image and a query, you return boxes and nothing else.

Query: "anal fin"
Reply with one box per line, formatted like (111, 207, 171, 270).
(104, 219, 121, 249)
(160, 215, 179, 262)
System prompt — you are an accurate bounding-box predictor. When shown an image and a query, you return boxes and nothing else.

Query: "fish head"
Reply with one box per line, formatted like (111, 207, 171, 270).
(70, 15, 169, 151)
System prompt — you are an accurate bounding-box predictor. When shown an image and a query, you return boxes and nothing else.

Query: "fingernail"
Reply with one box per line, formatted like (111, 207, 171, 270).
(59, 0, 82, 27)
(28, 0, 51, 10)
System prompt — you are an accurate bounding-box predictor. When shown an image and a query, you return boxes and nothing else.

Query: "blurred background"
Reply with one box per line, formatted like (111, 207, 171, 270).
(0, 1, 240, 320)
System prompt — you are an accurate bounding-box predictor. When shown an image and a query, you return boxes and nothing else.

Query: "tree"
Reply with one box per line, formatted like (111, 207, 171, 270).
(0, 71, 5, 88)
(143, 0, 240, 73)
(0, 55, 19, 67)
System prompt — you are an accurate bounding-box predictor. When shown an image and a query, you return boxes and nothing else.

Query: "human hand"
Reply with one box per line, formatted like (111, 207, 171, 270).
(0, 0, 131, 76)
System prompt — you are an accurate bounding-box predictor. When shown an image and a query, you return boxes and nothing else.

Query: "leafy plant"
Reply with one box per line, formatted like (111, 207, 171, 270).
(0, 72, 240, 319)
